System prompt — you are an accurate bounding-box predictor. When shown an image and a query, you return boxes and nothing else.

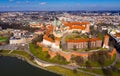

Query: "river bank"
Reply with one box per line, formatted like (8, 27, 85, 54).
(0, 51, 62, 76)
(0, 56, 61, 76)
(0, 50, 93, 76)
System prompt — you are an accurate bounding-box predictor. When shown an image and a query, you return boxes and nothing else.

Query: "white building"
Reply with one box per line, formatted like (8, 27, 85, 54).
(42, 39, 60, 49)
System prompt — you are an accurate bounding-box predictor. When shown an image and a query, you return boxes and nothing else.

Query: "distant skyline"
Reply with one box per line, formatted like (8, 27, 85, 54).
(0, 0, 120, 11)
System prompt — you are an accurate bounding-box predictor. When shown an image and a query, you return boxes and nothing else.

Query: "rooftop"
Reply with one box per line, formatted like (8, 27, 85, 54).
(66, 38, 101, 43)
(43, 35, 54, 42)
(64, 22, 90, 30)
(115, 33, 120, 37)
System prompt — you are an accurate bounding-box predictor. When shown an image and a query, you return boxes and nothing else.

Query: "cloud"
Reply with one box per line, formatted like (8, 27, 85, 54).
(16, 1, 30, 4)
(40, 2, 47, 5)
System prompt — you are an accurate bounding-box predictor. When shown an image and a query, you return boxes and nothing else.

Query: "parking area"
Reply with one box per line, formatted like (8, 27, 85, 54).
(0, 44, 29, 52)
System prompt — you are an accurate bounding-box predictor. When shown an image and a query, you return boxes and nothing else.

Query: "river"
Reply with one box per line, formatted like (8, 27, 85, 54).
(0, 56, 61, 76)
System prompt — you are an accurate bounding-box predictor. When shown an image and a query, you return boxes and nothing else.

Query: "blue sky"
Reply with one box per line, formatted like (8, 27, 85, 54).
(0, 0, 120, 11)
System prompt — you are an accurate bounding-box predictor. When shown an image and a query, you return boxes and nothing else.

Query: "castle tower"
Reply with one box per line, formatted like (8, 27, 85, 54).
(103, 35, 109, 48)
(55, 37, 61, 47)
(85, 23, 90, 32)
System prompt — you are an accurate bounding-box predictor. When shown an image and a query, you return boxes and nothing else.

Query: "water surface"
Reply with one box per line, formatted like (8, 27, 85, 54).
(0, 56, 60, 76)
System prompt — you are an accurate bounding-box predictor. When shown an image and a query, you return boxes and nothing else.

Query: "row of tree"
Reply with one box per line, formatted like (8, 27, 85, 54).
(71, 51, 111, 67)
(0, 21, 38, 32)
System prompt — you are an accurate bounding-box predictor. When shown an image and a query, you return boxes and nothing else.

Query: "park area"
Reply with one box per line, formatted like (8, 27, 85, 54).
(0, 37, 8, 43)
(0, 37, 7, 42)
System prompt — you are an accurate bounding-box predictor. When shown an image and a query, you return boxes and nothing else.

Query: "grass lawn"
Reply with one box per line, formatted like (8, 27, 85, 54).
(65, 33, 88, 40)
(97, 32, 104, 40)
(46, 66, 92, 76)
(78, 60, 105, 67)
(103, 54, 116, 66)
(87, 61, 102, 67)
(0, 50, 10, 53)
(76, 53, 116, 67)
(80, 67, 120, 76)
(0, 37, 7, 42)
(0, 50, 32, 60)
(0, 50, 36, 64)
(112, 71, 120, 76)
(11, 51, 31, 59)
(115, 61, 120, 68)
(100, 48, 108, 51)
(29, 43, 69, 64)
(80, 68, 104, 75)
(89, 54, 116, 67)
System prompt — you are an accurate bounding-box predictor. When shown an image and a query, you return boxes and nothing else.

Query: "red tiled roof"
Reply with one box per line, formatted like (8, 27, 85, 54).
(64, 22, 90, 30)
(55, 37, 61, 41)
(66, 39, 89, 42)
(69, 25, 85, 30)
(115, 33, 120, 37)
(104, 35, 109, 38)
(43, 35, 54, 42)
(45, 25, 53, 36)
(89, 38, 101, 41)
(64, 22, 90, 25)
(66, 38, 101, 43)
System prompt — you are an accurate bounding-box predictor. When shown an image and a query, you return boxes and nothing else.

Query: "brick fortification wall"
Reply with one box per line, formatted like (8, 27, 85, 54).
(37, 42, 116, 62)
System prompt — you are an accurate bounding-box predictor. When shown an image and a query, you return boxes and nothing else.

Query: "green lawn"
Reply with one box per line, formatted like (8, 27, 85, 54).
(80, 68, 104, 75)
(115, 61, 120, 68)
(11, 51, 32, 59)
(102, 54, 116, 67)
(97, 32, 104, 40)
(112, 71, 120, 76)
(91, 59, 115, 67)
(78, 60, 109, 67)
(0, 37, 7, 42)
(0, 50, 10, 53)
(89, 54, 116, 67)
(74, 53, 116, 67)
(0, 50, 32, 60)
(65, 33, 88, 40)
(86, 61, 102, 67)
(29, 43, 69, 64)
(80, 67, 120, 76)
(46, 66, 92, 76)
(30, 43, 116, 67)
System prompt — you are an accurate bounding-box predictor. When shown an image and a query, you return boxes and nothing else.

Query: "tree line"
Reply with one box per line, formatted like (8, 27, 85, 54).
(0, 21, 38, 32)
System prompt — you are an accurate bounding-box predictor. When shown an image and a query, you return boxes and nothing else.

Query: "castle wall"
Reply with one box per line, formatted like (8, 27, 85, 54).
(37, 42, 116, 62)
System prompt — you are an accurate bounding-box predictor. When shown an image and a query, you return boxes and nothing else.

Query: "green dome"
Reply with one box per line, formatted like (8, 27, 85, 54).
(53, 19, 62, 27)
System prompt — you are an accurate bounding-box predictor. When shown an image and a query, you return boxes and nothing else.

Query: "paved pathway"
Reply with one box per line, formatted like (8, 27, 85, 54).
(8, 50, 14, 54)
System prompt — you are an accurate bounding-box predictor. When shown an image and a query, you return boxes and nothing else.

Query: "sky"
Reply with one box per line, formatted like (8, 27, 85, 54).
(0, 0, 120, 11)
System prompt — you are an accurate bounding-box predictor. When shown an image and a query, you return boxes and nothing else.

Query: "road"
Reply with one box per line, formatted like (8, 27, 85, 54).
(0, 44, 29, 51)
(0, 44, 18, 50)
